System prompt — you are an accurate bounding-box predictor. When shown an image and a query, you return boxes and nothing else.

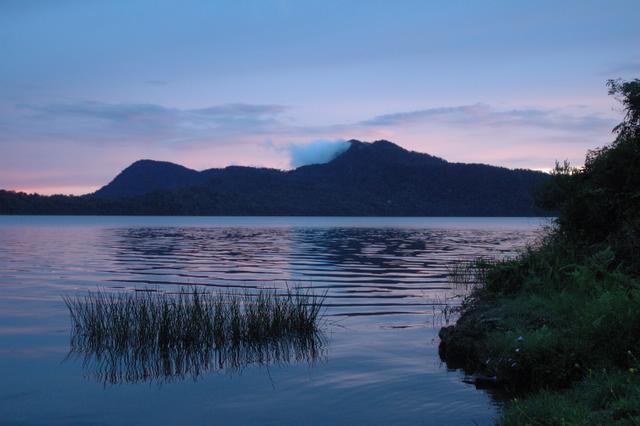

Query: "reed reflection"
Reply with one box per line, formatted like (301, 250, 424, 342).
(68, 332, 325, 385)
(65, 287, 326, 385)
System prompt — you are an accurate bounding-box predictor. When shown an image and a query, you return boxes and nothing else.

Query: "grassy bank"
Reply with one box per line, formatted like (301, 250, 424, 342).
(439, 79, 640, 425)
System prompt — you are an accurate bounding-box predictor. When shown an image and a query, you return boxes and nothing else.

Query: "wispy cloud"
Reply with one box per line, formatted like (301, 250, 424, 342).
(5, 101, 289, 145)
(361, 103, 616, 133)
(361, 104, 490, 126)
(286, 139, 350, 168)
(599, 62, 640, 77)
(2, 100, 615, 150)
(145, 80, 168, 86)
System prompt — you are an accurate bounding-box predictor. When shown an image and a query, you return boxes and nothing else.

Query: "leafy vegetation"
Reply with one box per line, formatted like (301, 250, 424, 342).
(439, 79, 640, 425)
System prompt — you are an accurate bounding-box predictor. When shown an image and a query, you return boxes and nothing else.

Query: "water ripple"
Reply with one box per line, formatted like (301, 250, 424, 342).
(0, 219, 543, 319)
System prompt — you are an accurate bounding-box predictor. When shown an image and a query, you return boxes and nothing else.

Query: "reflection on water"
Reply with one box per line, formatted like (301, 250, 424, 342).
(97, 225, 538, 317)
(68, 331, 325, 385)
(0, 217, 547, 425)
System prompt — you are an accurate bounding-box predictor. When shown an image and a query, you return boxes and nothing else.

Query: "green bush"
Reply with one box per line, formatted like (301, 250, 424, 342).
(440, 79, 640, 424)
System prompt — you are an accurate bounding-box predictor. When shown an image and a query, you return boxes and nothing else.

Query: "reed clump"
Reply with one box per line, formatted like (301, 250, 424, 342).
(64, 286, 326, 383)
(65, 286, 325, 350)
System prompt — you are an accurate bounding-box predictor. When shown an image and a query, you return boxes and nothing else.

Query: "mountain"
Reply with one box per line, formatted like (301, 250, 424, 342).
(94, 159, 205, 199)
(0, 140, 551, 216)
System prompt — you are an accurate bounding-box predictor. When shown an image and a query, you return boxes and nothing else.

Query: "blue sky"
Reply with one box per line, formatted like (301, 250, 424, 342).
(1, 0, 639, 194)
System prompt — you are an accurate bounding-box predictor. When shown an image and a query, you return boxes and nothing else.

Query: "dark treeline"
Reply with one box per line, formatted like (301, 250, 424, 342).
(0, 140, 551, 216)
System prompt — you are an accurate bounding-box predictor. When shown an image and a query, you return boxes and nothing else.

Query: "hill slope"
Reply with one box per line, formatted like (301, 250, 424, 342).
(94, 159, 205, 198)
(1, 140, 551, 216)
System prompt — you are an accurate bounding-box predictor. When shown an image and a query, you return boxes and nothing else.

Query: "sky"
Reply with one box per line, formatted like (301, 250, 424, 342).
(1, 0, 639, 195)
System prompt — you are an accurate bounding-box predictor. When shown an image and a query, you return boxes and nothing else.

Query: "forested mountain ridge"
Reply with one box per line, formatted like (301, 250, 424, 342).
(0, 140, 551, 216)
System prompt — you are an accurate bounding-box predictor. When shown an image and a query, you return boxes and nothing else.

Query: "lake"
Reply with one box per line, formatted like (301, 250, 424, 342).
(0, 216, 548, 425)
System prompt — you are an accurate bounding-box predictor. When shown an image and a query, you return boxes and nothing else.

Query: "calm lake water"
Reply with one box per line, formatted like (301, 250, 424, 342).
(0, 216, 548, 426)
